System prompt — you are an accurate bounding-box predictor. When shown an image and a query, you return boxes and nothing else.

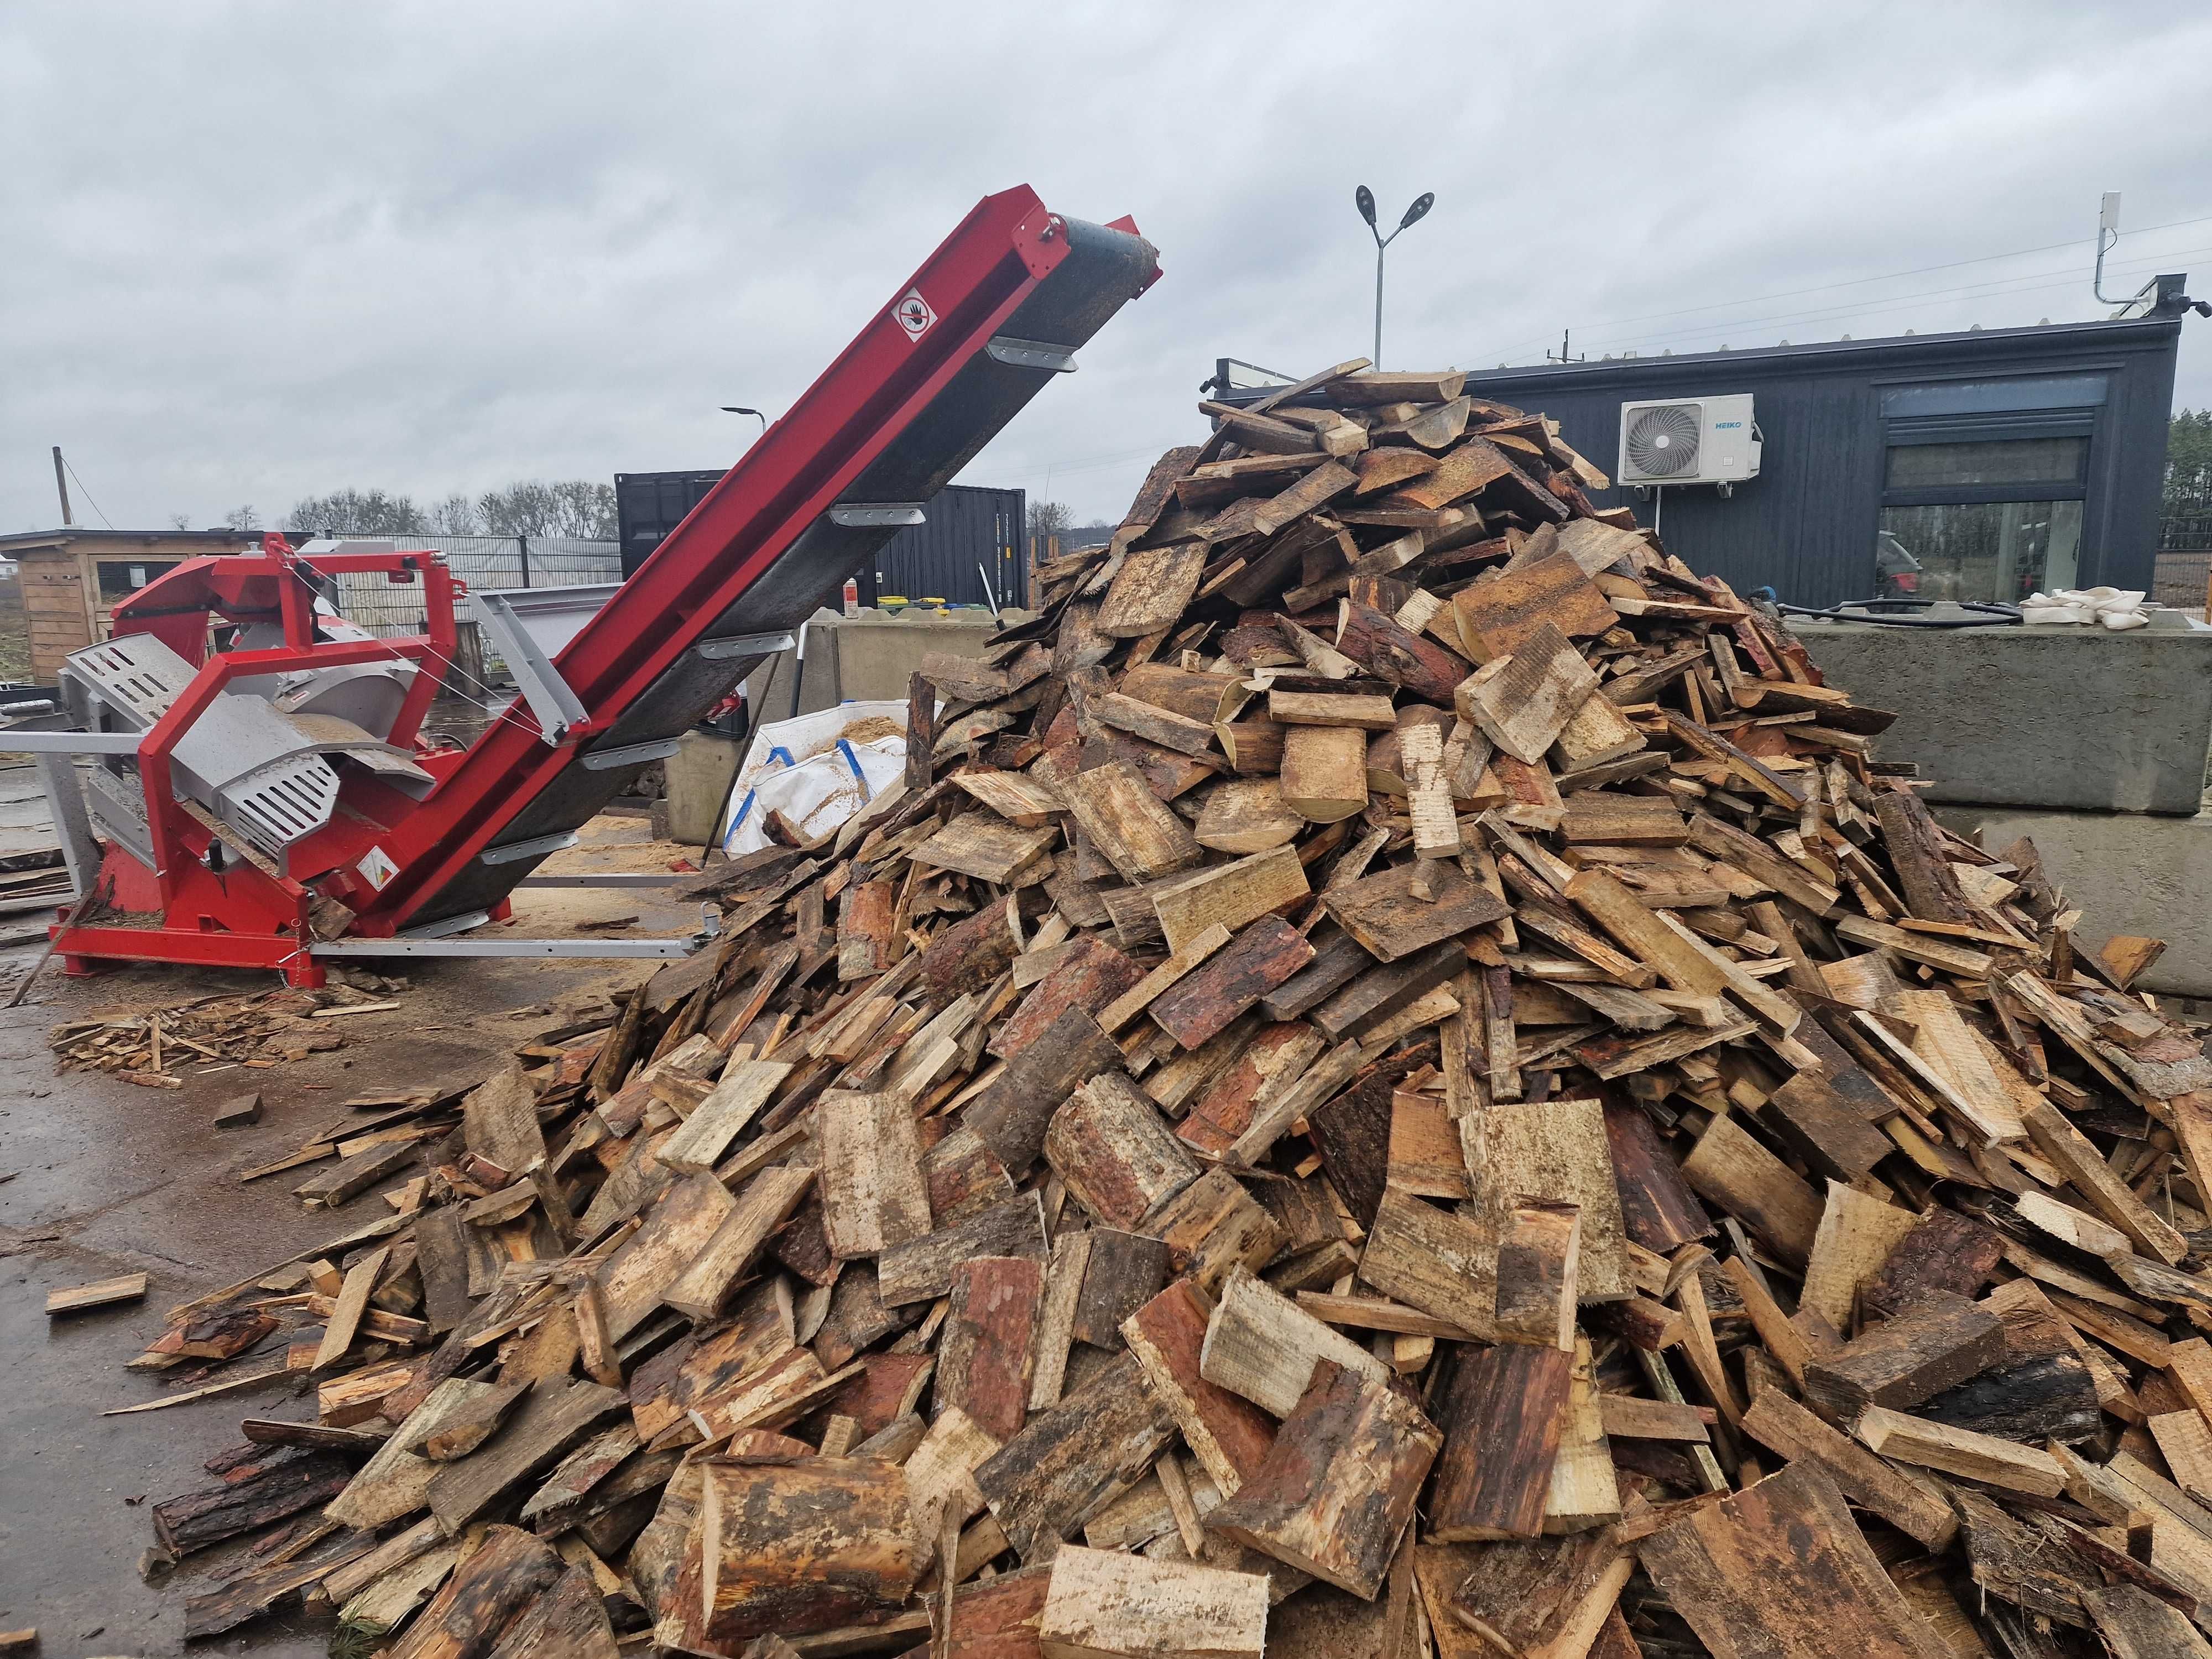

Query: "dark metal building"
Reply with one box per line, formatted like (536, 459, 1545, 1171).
(617, 472, 1025, 608)
(1221, 311, 2186, 609)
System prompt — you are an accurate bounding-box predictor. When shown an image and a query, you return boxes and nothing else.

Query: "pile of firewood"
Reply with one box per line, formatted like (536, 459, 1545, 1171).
(112, 363, 2212, 1659)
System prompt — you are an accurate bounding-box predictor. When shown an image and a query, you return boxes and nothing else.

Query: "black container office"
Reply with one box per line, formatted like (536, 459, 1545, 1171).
(1217, 310, 2185, 609)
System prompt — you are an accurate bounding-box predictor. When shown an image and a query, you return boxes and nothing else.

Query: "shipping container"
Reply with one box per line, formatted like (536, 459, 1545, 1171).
(616, 472, 1026, 608)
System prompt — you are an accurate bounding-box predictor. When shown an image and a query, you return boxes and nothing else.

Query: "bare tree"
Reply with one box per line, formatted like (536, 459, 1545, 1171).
(223, 504, 261, 530)
(476, 480, 618, 539)
(289, 489, 427, 535)
(427, 494, 481, 535)
(1029, 498, 1074, 538)
(168, 512, 192, 529)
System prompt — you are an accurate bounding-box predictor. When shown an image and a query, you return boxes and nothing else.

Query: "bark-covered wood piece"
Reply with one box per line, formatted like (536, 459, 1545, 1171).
(1072, 1229, 1173, 1350)
(484, 1564, 617, 1659)
(1336, 598, 1467, 704)
(1451, 552, 1617, 662)
(1261, 927, 1376, 1021)
(1636, 1462, 1951, 1659)
(992, 938, 1147, 1060)
(878, 1193, 1049, 1307)
(1430, 1339, 1572, 1540)
(963, 1008, 1123, 1175)
(149, 1446, 353, 1556)
(1603, 1100, 1713, 1254)
(974, 1352, 1177, 1564)
(1308, 1067, 1394, 1230)
(1447, 1531, 1635, 1659)
(1121, 1277, 1277, 1494)
(1874, 791, 1975, 924)
(2086, 1584, 2212, 1659)
(1764, 1067, 1895, 1185)
(1206, 1358, 1441, 1598)
(385, 1525, 569, 1659)
(695, 1456, 920, 1642)
(1147, 916, 1314, 1050)
(1045, 1072, 1201, 1230)
(1141, 1166, 1285, 1295)
(403, 1378, 529, 1460)
(1312, 940, 1464, 1041)
(938, 1255, 1044, 1443)
(1917, 1276, 2103, 1446)
(1494, 1199, 1581, 1351)
(1803, 1290, 2006, 1422)
(1863, 1207, 2005, 1315)
(1322, 860, 1509, 962)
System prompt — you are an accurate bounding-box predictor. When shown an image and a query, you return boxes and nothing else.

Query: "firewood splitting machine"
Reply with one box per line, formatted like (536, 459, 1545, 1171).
(10, 188, 1157, 986)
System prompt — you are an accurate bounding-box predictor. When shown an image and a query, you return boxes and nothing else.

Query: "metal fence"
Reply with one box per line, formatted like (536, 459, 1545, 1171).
(2154, 549, 2212, 619)
(321, 534, 622, 637)
(308, 533, 621, 703)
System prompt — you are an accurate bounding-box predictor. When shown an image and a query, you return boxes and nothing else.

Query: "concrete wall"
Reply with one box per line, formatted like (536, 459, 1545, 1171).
(1937, 804, 2212, 998)
(664, 731, 743, 846)
(1790, 616, 2212, 815)
(743, 606, 1026, 722)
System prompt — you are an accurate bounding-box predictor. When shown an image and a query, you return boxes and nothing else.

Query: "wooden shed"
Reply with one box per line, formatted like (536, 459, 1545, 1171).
(0, 529, 261, 681)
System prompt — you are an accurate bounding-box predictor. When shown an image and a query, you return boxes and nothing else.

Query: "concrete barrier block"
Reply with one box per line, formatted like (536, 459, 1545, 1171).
(1938, 804, 2212, 998)
(1791, 619, 2212, 816)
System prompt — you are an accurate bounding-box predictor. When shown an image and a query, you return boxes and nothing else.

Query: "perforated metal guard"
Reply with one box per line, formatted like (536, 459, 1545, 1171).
(220, 755, 341, 853)
(62, 634, 196, 728)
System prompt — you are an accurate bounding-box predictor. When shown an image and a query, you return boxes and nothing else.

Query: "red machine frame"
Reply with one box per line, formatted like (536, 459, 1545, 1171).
(48, 187, 1157, 986)
(56, 539, 466, 981)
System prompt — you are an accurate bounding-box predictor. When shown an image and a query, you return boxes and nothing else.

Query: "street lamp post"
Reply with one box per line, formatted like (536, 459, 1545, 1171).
(1355, 186, 1435, 369)
(721, 406, 769, 437)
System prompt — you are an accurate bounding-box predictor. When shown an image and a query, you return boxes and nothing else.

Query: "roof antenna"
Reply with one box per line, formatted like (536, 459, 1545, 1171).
(2092, 192, 2137, 307)
(2096, 192, 2212, 319)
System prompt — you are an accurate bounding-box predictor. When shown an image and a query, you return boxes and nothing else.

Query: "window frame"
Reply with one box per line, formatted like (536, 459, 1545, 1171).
(1867, 375, 2110, 597)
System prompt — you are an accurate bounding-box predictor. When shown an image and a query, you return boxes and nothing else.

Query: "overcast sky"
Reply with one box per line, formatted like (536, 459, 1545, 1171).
(3, 2, 2208, 535)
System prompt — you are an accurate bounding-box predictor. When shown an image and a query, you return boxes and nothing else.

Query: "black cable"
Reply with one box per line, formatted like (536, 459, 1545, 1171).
(1777, 598, 2021, 628)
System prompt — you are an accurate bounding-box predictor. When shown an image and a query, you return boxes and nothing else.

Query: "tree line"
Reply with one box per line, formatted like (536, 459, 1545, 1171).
(219, 480, 620, 540)
(2169, 411, 2212, 519)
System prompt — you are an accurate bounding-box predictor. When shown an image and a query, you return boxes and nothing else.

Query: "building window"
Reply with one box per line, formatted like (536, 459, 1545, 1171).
(1876, 500, 2083, 603)
(96, 560, 179, 600)
(1883, 436, 2089, 491)
(1872, 376, 2103, 603)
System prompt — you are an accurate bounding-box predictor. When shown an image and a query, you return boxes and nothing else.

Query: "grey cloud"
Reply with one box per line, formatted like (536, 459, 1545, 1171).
(2, 1, 2204, 533)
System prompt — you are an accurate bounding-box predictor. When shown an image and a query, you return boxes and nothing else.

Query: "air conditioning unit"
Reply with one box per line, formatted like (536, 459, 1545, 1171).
(1616, 394, 1761, 486)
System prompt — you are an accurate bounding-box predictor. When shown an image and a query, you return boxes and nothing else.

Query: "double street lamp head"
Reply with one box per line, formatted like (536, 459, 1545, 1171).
(1355, 185, 1435, 246)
